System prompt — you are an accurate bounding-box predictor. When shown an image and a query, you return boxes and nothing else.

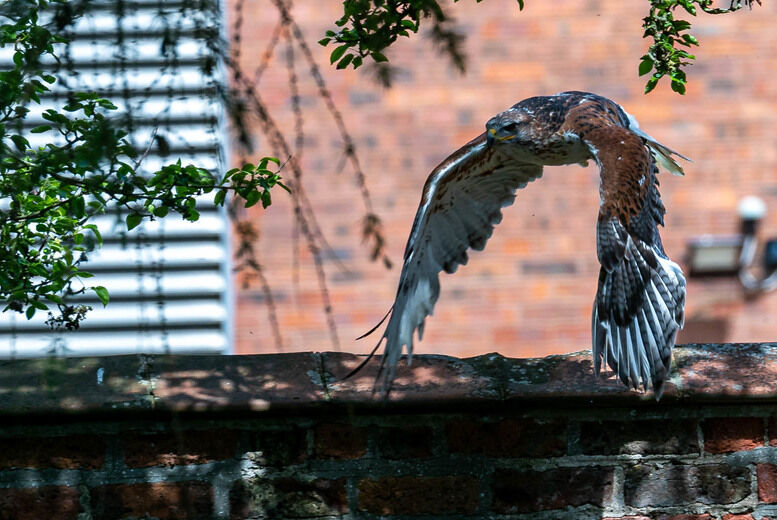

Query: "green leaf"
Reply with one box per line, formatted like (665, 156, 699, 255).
(93, 286, 109, 306)
(245, 190, 261, 208)
(400, 19, 417, 31)
(517, 0, 525, 9)
(671, 79, 686, 95)
(126, 213, 142, 231)
(330, 44, 348, 64)
(261, 190, 272, 208)
(672, 20, 692, 31)
(30, 125, 51, 133)
(638, 58, 653, 76)
(214, 189, 227, 206)
(337, 54, 354, 69)
(25, 306, 36, 320)
(84, 224, 102, 245)
(10, 135, 29, 152)
(71, 197, 86, 217)
(153, 206, 169, 218)
(318, 37, 331, 46)
(644, 76, 660, 94)
(371, 51, 389, 63)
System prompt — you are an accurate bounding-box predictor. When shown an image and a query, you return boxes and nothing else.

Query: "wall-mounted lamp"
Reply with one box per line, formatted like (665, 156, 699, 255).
(686, 195, 777, 294)
(737, 196, 777, 293)
(738, 195, 767, 234)
(686, 235, 743, 277)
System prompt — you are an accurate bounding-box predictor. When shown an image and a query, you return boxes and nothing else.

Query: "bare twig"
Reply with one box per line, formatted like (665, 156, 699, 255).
(232, 220, 285, 352)
(228, 55, 342, 350)
(132, 126, 159, 171)
(222, 0, 394, 351)
(276, 2, 392, 269)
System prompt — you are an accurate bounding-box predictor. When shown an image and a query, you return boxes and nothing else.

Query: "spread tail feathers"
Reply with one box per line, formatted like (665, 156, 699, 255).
(593, 248, 686, 400)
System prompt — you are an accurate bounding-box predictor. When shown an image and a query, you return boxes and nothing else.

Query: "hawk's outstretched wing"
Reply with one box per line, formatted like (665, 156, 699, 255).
(368, 133, 542, 391)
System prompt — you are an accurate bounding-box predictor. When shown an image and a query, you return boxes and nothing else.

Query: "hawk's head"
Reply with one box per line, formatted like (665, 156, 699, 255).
(485, 103, 590, 166)
(485, 108, 532, 147)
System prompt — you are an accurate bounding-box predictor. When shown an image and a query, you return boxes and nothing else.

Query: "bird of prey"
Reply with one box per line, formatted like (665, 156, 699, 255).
(356, 91, 687, 399)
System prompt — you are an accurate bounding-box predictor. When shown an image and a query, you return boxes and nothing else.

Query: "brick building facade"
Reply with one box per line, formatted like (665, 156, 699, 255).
(231, 1, 777, 358)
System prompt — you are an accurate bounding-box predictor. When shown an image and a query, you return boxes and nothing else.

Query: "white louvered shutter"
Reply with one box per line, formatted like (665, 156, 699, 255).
(0, 0, 232, 357)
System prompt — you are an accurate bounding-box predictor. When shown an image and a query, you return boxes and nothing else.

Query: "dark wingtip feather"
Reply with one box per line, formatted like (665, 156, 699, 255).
(355, 306, 393, 340)
(342, 337, 384, 381)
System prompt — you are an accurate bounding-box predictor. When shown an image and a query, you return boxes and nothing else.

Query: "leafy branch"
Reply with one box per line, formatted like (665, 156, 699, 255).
(640, 0, 760, 94)
(321, 0, 757, 93)
(319, 0, 523, 84)
(1, 0, 287, 328)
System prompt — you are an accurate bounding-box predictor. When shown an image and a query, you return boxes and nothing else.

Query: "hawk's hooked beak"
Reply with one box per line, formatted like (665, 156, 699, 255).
(487, 127, 497, 147)
(486, 127, 515, 147)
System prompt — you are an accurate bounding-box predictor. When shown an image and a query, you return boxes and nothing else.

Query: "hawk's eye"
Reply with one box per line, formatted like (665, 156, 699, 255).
(502, 122, 519, 133)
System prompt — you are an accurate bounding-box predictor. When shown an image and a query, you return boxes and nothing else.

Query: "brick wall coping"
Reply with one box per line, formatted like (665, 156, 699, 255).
(0, 342, 775, 417)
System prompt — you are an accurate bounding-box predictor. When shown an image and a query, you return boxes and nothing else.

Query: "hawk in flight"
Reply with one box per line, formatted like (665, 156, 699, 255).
(357, 91, 687, 399)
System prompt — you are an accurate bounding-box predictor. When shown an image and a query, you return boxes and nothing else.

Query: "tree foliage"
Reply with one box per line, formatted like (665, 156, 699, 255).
(640, 0, 759, 94)
(322, 0, 759, 92)
(0, 0, 287, 328)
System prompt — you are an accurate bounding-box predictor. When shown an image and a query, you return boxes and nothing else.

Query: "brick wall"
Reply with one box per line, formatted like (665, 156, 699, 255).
(231, 0, 777, 358)
(4, 344, 777, 518)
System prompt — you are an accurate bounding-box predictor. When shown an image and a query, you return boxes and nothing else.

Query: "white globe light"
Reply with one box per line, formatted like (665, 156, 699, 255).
(738, 195, 767, 220)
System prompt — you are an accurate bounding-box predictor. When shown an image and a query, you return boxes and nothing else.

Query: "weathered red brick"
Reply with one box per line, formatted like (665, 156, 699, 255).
(703, 417, 764, 453)
(658, 513, 714, 520)
(447, 418, 565, 457)
(90, 482, 212, 520)
(230, 478, 347, 519)
(767, 415, 777, 446)
(603, 517, 650, 520)
(246, 428, 307, 466)
(758, 463, 777, 503)
(0, 435, 105, 470)
(0, 486, 80, 520)
(492, 466, 614, 513)
(122, 429, 239, 467)
(625, 464, 750, 507)
(358, 476, 478, 515)
(376, 425, 434, 459)
(722, 514, 755, 520)
(580, 419, 698, 455)
(313, 423, 367, 459)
